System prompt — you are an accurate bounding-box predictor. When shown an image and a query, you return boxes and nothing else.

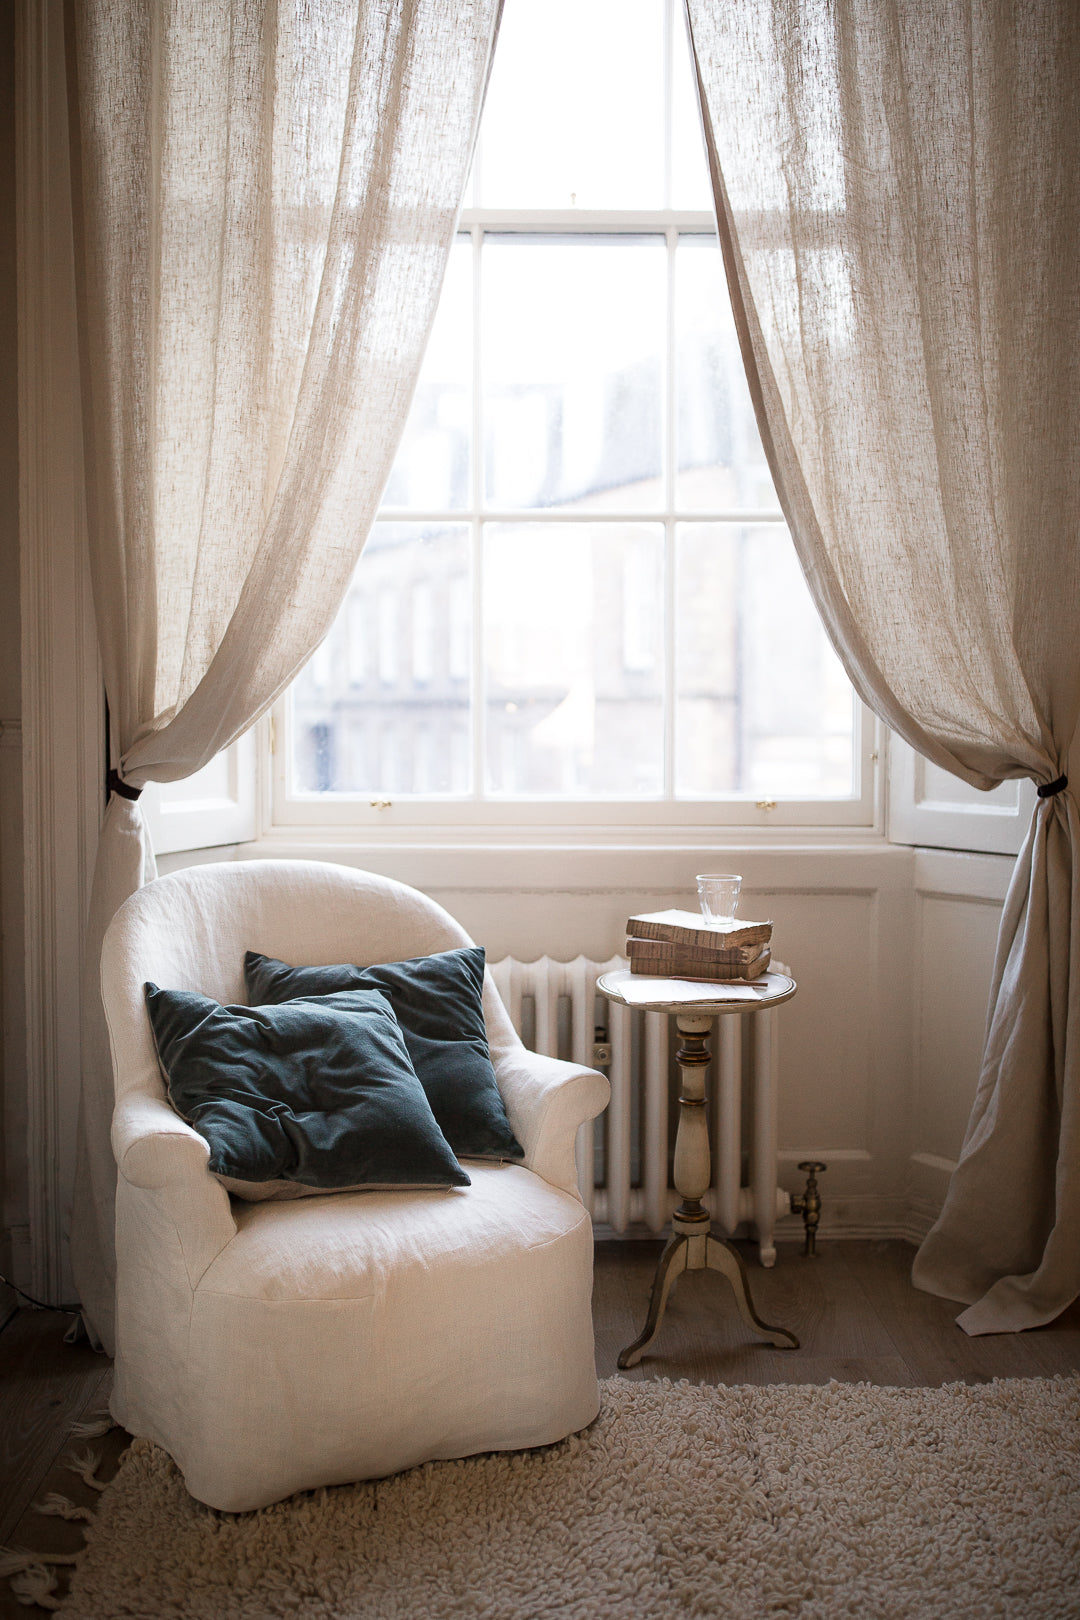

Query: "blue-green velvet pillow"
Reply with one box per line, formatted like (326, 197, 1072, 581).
(144, 984, 470, 1195)
(243, 946, 524, 1163)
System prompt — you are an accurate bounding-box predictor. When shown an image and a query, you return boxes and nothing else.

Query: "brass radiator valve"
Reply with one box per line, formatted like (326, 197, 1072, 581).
(790, 1161, 826, 1256)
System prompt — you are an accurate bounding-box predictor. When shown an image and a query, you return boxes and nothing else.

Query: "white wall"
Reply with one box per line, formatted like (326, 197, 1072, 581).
(908, 849, 1011, 1234)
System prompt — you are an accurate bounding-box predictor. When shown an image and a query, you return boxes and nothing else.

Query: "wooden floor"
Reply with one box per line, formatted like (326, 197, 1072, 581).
(593, 1237, 1080, 1386)
(1, 1239, 1078, 1617)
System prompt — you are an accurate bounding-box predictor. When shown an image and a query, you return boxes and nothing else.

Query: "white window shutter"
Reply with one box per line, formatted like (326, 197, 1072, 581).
(140, 729, 257, 855)
(887, 733, 1035, 856)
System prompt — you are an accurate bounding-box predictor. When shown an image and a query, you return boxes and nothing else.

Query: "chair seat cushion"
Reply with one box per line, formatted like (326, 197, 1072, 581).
(244, 947, 523, 1163)
(198, 1163, 587, 1302)
(144, 984, 469, 1194)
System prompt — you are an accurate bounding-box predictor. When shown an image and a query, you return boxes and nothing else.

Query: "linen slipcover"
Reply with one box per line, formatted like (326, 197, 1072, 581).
(101, 861, 609, 1511)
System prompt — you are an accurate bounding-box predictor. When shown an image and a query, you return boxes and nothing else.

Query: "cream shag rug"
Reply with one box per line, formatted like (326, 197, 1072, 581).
(55, 1376, 1080, 1619)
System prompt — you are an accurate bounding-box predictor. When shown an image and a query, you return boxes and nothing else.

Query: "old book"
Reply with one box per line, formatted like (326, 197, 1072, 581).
(626, 908, 772, 950)
(629, 946, 772, 980)
(626, 936, 767, 967)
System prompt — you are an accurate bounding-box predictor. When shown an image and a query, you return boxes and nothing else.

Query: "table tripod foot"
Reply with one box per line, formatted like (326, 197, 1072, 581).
(617, 1234, 689, 1369)
(705, 1235, 799, 1349)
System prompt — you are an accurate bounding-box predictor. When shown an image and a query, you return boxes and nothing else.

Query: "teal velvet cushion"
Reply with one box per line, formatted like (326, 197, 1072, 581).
(144, 984, 470, 1194)
(243, 946, 524, 1163)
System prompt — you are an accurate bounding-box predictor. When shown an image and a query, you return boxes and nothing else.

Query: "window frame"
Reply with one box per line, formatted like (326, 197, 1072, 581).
(270, 205, 879, 836)
(272, 0, 881, 840)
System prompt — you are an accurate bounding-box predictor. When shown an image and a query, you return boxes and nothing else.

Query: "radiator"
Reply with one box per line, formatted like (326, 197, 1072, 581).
(489, 954, 791, 1266)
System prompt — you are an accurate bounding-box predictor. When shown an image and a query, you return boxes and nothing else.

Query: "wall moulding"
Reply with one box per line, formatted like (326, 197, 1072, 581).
(237, 836, 913, 897)
(906, 1153, 959, 1248)
(911, 881, 1005, 1212)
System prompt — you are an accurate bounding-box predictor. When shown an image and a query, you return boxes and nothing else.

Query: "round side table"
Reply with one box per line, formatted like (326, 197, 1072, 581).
(597, 968, 800, 1369)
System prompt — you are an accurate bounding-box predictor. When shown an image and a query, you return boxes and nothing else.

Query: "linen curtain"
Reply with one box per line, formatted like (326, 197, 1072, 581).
(686, 0, 1080, 1331)
(68, 0, 501, 1351)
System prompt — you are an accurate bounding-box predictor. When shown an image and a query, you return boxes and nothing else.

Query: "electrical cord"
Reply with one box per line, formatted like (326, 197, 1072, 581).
(0, 1271, 80, 1314)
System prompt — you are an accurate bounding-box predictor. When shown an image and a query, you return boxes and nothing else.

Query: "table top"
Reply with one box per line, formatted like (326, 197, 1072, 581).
(597, 967, 797, 1016)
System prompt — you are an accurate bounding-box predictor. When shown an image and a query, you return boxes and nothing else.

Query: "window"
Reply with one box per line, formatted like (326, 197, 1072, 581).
(275, 0, 874, 833)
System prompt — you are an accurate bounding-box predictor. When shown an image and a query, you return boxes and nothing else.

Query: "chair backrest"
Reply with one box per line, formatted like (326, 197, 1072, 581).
(100, 859, 519, 1106)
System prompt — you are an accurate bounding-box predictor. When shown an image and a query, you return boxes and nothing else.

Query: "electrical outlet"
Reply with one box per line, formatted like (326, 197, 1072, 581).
(591, 1042, 612, 1067)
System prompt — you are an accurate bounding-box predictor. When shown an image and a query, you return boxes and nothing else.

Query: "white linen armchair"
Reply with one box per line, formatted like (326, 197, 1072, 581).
(100, 860, 609, 1511)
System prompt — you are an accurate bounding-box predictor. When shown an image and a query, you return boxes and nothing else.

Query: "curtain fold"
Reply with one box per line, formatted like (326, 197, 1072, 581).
(686, 0, 1080, 1331)
(68, 0, 501, 1351)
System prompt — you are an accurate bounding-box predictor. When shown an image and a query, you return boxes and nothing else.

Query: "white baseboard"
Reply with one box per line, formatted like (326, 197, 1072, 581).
(901, 1197, 942, 1246)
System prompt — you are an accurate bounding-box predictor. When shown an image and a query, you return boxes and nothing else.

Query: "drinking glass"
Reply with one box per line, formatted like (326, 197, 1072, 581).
(696, 873, 742, 927)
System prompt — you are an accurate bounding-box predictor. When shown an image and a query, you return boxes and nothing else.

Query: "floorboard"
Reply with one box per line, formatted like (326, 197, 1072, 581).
(0, 1312, 111, 1545)
(838, 1240, 1080, 1384)
(593, 1236, 1080, 1383)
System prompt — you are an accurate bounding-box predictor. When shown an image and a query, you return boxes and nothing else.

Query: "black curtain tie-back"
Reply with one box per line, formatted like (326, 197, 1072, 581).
(107, 768, 143, 802)
(1037, 774, 1069, 799)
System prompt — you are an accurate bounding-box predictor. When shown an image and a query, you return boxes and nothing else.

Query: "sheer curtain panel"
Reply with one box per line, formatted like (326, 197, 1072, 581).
(68, 0, 501, 1351)
(686, 0, 1080, 1330)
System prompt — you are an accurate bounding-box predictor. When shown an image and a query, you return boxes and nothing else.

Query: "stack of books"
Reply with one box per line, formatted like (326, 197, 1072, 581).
(626, 909, 773, 981)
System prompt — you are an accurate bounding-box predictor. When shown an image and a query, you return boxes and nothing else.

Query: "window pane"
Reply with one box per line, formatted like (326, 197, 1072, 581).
(676, 524, 854, 797)
(675, 236, 780, 511)
(381, 241, 472, 511)
(483, 237, 665, 510)
(476, 0, 665, 209)
(484, 523, 663, 795)
(670, 7, 715, 210)
(291, 523, 471, 794)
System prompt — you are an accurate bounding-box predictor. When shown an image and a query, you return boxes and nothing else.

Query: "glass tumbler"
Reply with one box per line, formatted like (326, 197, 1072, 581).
(696, 873, 742, 927)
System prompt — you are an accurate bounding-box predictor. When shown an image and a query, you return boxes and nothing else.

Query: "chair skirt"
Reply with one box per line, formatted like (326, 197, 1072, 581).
(111, 1164, 600, 1510)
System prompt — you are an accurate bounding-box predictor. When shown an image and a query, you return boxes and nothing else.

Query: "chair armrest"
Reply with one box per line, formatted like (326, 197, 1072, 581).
(112, 1093, 213, 1188)
(495, 1048, 610, 1196)
(111, 1094, 237, 1285)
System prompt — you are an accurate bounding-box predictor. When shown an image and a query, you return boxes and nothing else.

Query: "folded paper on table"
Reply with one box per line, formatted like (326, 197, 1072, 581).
(613, 975, 779, 1005)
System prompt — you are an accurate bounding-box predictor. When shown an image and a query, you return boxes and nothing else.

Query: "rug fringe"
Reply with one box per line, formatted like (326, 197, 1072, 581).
(69, 1414, 116, 1443)
(3, 1409, 116, 1610)
(33, 1492, 96, 1524)
(65, 1446, 109, 1492)
(0, 1548, 80, 1612)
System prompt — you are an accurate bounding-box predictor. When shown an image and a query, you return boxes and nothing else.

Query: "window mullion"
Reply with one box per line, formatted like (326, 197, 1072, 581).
(663, 0, 675, 212)
(471, 224, 485, 802)
(664, 224, 678, 797)
(457, 208, 716, 233)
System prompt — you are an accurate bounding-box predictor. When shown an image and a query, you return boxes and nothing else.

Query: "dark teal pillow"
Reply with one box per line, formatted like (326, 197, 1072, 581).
(243, 946, 524, 1163)
(144, 984, 470, 1195)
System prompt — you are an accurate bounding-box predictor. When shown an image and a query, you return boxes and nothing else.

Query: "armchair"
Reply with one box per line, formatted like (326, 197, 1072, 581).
(100, 860, 609, 1511)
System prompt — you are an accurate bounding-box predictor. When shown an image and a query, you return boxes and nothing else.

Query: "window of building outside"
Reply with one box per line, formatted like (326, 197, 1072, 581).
(276, 0, 872, 833)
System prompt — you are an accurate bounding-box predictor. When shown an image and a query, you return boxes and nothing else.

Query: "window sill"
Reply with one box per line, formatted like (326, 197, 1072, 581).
(165, 824, 910, 896)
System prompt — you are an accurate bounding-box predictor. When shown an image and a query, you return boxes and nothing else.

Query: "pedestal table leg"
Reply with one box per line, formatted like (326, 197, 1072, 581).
(701, 1234, 798, 1348)
(617, 1235, 689, 1369)
(616, 1011, 798, 1367)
